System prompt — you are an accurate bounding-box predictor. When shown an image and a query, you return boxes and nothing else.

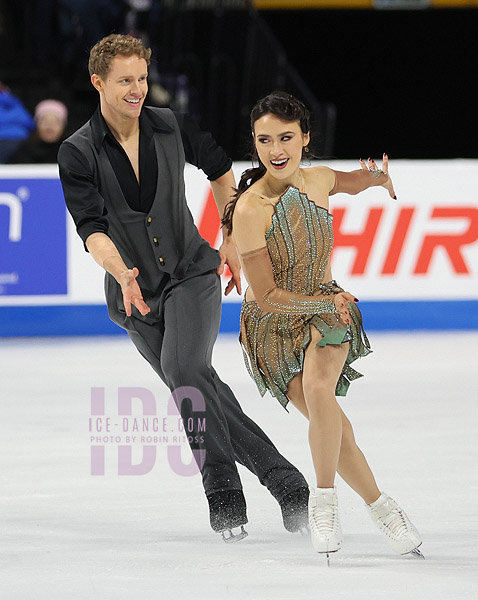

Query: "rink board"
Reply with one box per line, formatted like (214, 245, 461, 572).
(1, 161, 477, 336)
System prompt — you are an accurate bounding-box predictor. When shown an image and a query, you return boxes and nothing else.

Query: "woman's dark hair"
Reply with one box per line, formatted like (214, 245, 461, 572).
(222, 91, 311, 234)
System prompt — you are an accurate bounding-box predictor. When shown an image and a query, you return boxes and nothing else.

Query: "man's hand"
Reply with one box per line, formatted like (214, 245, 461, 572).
(217, 236, 242, 296)
(117, 267, 151, 317)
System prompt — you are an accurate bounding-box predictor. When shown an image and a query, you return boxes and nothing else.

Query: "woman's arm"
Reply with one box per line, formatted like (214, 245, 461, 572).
(330, 155, 396, 199)
(233, 196, 356, 322)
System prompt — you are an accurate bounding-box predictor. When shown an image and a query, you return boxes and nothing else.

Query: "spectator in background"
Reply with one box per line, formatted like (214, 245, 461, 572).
(0, 83, 35, 163)
(7, 99, 68, 164)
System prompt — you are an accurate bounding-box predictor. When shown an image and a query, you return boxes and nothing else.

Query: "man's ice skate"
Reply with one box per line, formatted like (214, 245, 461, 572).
(279, 487, 310, 534)
(207, 489, 248, 543)
(308, 487, 343, 565)
(220, 525, 248, 543)
(366, 493, 424, 558)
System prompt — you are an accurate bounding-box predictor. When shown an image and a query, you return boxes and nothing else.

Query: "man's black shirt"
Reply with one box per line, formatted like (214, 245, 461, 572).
(102, 109, 158, 214)
(58, 106, 232, 244)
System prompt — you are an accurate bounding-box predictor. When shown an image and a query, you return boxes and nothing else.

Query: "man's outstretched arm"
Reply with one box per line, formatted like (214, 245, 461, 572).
(86, 232, 150, 317)
(210, 169, 242, 296)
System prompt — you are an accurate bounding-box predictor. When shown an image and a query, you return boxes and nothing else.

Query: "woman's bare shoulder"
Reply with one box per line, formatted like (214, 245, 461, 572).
(302, 166, 336, 194)
(232, 189, 271, 251)
(235, 187, 269, 218)
(303, 165, 335, 182)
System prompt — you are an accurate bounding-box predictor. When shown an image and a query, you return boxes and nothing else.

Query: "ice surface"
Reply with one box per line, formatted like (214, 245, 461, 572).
(1, 332, 477, 599)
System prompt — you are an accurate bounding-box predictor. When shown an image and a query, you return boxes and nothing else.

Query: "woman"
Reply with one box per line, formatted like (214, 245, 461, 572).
(7, 99, 68, 164)
(222, 91, 423, 560)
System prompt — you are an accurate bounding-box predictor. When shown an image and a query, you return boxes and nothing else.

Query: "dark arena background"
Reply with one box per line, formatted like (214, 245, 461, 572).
(1, 2, 477, 161)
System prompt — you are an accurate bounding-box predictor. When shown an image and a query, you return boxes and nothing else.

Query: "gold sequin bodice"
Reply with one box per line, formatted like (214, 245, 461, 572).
(265, 186, 334, 295)
(240, 184, 371, 409)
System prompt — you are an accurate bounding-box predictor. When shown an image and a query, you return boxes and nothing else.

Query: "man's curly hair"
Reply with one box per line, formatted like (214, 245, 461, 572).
(88, 34, 152, 79)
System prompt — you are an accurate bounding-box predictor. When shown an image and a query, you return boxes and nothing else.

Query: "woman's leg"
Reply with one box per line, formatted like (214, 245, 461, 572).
(287, 351, 381, 503)
(299, 326, 348, 489)
(287, 336, 421, 556)
(335, 411, 380, 504)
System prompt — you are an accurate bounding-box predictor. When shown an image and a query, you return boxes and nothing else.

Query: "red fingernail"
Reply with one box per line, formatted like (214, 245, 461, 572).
(393, 195, 397, 200)
(354, 298, 359, 302)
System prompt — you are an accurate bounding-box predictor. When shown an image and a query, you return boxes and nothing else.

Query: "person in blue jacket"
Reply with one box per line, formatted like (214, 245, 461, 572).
(0, 83, 35, 163)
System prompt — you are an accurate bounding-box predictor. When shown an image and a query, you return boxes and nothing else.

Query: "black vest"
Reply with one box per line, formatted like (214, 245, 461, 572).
(65, 107, 220, 323)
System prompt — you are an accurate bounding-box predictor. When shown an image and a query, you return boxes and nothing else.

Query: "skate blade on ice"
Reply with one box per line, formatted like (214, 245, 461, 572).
(324, 549, 340, 567)
(409, 547, 425, 559)
(221, 525, 248, 543)
(315, 548, 339, 567)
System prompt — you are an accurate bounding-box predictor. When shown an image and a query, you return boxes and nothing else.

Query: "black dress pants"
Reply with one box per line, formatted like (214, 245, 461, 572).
(124, 270, 308, 501)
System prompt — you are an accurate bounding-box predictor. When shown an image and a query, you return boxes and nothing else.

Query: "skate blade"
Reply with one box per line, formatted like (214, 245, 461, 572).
(221, 525, 248, 543)
(316, 548, 340, 567)
(325, 550, 340, 567)
(409, 547, 425, 559)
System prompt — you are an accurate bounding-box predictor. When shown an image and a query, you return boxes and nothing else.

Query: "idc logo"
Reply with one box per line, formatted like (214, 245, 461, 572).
(0, 178, 67, 295)
(89, 386, 206, 477)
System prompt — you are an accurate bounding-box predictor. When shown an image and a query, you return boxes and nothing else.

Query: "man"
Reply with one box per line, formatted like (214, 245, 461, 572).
(58, 34, 309, 542)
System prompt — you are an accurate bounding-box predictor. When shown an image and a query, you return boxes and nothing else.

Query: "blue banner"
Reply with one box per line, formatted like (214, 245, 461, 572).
(0, 178, 67, 295)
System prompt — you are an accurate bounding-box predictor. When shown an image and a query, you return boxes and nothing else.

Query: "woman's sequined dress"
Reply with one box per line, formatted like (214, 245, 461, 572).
(240, 186, 372, 409)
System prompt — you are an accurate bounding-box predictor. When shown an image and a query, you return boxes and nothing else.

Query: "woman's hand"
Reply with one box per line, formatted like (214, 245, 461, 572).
(360, 153, 397, 200)
(334, 291, 358, 326)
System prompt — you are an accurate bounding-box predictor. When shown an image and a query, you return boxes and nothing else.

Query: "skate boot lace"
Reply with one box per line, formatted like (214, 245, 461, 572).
(376, 505, 410, 540)
(310, 503, 338, 537)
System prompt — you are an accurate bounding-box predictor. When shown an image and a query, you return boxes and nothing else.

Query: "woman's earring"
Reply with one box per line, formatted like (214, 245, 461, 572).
(304, 146, 309, 153)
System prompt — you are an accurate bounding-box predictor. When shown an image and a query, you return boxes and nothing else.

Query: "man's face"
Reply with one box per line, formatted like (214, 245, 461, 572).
(93, 54, 148, 122)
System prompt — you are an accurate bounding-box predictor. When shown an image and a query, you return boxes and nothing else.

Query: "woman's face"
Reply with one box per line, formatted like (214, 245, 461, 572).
(253, 113, 309, 181)
(37, 114, 65, 143)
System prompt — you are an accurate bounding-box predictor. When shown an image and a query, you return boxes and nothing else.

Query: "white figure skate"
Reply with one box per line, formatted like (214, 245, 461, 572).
(366, 493, 424, 558)
(309, 487, 343, 565)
